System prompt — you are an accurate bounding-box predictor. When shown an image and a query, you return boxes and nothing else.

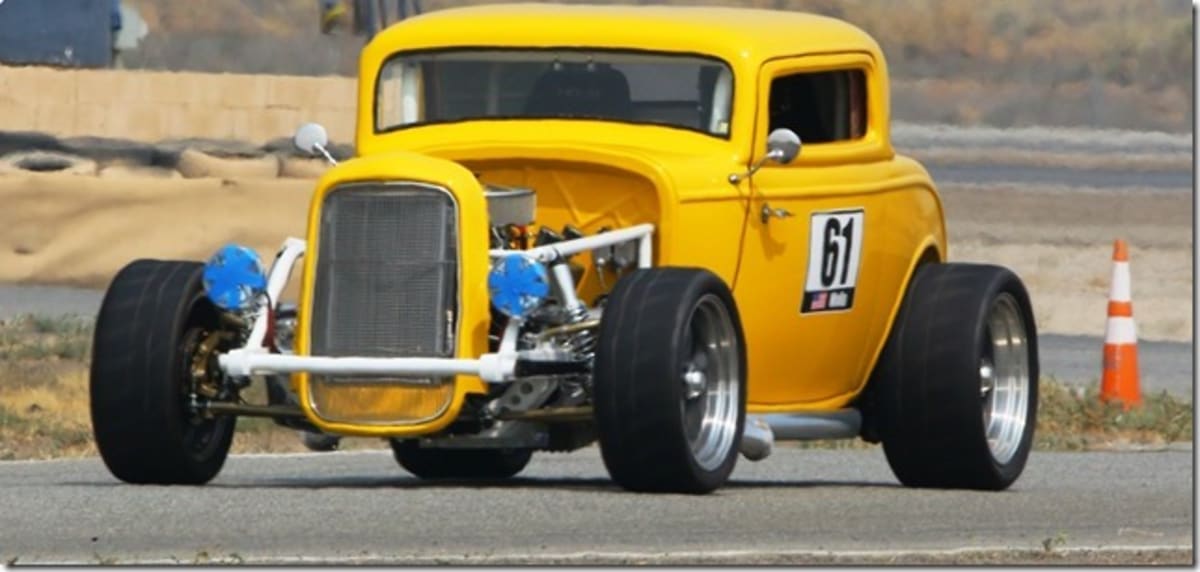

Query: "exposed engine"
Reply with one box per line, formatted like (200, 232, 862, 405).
(467, 181, 644, 449)
(482, 183, 593, 410)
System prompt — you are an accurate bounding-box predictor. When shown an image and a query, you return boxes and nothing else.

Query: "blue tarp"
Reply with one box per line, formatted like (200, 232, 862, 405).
(0, 0, 112, 68)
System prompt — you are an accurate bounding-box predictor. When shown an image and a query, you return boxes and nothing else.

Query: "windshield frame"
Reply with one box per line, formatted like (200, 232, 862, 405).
(372, 46, 737, 140)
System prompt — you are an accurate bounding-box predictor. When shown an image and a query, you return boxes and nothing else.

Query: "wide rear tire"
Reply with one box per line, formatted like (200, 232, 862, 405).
(90, 260, 236, 485)
(875, 263, 1039, 490)
(593, 268, 747, 494)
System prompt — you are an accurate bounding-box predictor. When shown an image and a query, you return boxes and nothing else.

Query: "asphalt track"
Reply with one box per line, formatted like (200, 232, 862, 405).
(926, 163, 1192, 190)
(0, 446, 1192, 564)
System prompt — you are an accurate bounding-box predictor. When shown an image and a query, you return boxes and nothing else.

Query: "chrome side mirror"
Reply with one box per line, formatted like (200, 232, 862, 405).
(765, 127, 801, 164)
(729, 127, 802, 184)
(294, 122, 337, 165)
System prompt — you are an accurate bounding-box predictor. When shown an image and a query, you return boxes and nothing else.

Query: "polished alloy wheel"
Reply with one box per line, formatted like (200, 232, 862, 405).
(981, 293, 1031, 465)
(681, 294, 741, 471)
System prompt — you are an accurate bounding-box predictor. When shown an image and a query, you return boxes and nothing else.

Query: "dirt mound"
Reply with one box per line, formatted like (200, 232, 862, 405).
(176, 149, 281, 179)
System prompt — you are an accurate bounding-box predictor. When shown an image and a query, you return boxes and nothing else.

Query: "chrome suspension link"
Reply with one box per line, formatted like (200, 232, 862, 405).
(549, 258, 597, 360)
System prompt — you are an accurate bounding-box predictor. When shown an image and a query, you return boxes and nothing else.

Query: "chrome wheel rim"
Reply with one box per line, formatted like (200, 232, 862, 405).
(981, 293, 1031, 465)
(681, 294, 740, 472)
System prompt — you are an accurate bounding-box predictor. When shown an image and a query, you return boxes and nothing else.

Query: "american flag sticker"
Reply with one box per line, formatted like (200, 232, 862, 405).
(802, 288, 855, 313)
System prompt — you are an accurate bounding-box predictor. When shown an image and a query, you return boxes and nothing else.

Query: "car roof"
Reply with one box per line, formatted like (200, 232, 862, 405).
(365, 3, 883, 68)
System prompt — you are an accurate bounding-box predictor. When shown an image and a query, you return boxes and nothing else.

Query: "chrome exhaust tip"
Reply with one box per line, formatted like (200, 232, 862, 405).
(739, 416, 774, 461)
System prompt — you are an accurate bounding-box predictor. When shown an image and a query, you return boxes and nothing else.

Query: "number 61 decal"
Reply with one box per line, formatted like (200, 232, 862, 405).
(801, 209, 864, 314)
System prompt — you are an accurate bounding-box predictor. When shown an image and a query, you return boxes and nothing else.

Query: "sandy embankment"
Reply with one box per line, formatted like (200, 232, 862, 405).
(0, 173, 1191, 342)
(941, 184, 1192, 343)
(0, 173, 312, 287)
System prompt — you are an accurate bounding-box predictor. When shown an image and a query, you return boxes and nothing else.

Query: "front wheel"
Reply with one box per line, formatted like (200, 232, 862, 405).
(874, 263, 1039, 490)
(90, 260, 236, 485)
(593, 268, 747, 494)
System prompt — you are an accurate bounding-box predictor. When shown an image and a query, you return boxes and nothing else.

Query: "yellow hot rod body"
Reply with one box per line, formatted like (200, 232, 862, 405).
(293, 4, 946, 437)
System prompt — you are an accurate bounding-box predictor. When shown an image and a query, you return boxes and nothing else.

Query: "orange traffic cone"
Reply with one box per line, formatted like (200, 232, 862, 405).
(1100, 239, 1141, 409)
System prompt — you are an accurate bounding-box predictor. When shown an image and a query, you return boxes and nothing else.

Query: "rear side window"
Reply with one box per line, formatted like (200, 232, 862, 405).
(768, 69, 866, 144)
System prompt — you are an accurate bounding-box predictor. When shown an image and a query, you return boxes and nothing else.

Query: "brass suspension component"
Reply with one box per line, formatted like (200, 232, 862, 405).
(189, 329, 230, 399)
(535, 319, 601, 343)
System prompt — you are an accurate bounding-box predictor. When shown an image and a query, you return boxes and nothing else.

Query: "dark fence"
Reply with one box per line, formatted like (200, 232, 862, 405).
(0, 0, 111, 68)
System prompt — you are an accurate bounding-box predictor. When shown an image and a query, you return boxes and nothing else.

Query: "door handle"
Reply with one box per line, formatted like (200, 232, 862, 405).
(761, 203, 794, 223)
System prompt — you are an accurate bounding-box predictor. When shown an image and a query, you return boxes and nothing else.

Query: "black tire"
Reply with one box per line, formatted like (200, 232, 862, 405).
(874, 263, 1039, 490)
(90, 260, 236, 485)
(593, 268, 747, 494)
(300, 431, 342, 452)
(390, 440, 533, 479)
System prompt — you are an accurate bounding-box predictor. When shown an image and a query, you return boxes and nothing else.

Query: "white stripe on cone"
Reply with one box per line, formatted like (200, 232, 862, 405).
(1105, 316, 1138, 345)
(1109, 261, 1132, 302)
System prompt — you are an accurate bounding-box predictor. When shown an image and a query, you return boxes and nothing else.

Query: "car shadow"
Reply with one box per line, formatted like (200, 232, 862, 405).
(65, 476, 900, 493)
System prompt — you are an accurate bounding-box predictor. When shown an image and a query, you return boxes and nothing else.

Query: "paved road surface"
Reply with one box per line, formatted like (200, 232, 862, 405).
(1041, 334, 1193, 399)
(0, 285, 102, 320)
(0, 447, 1190, 564)
(892, 122, 1192, 155)
(926, 163, 1192, 190)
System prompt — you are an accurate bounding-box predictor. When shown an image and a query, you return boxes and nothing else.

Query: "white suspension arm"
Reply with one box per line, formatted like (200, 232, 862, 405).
(245, 237, 306, 350)
(489, 223, 654, 266)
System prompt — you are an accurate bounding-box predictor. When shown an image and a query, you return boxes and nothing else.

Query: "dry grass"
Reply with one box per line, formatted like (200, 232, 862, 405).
(0, 315, 1190, 461)
(0, 316, 96, 459)
(1035, 378, 1193, 451)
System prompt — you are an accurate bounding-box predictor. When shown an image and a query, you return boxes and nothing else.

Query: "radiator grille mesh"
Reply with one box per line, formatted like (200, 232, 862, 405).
(311, 184, 457, 359)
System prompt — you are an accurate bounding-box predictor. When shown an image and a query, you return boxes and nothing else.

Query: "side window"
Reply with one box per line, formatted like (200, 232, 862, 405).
(768, 69, 866, 144)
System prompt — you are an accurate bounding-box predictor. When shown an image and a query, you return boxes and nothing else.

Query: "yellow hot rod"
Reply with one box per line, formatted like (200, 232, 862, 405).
(90, 3, 1038, 494)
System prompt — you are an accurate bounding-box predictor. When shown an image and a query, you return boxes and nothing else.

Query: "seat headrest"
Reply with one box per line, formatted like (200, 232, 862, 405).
(524, 64, 633, 119)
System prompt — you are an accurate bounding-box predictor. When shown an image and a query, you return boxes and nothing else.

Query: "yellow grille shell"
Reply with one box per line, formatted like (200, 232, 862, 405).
(309, 380, 455, 425)
(295, 153, 492, 438)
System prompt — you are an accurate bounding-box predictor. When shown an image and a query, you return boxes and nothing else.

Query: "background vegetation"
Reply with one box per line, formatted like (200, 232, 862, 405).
(0, 314, 1189, 460)
(119, 0, 1193, 132)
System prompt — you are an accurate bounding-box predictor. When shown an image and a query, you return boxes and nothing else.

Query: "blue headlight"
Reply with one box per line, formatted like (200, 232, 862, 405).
(489, 254, 550, 319)
(203, 244, 268, 312)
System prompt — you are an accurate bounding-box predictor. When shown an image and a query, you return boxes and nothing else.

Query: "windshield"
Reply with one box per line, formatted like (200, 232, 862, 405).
(376, 49, 734, 137)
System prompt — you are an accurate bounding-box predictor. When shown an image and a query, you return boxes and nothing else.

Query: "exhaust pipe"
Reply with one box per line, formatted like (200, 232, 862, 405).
(739, 416, 774, 461)
(740, 409, 864, 461)
(765, 409, 862, 441)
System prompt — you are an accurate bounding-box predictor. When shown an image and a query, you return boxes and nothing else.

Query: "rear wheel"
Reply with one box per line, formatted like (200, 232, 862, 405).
(90, 260, 237, 485)
(875, 263, 1038, 490)
(300, 431, 342, 452)
(593, 268, 747, 494)
(390, 440, 533, 479)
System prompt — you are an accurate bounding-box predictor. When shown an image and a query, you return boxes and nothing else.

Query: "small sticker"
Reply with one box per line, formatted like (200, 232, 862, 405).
(801, 209, 864, 314)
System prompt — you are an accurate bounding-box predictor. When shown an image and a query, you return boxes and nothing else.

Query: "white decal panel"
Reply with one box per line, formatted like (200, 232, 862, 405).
(801, 209, 864, 314)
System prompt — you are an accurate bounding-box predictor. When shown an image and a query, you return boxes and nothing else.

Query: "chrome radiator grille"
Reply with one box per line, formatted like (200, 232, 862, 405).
(311, 183, 458, 358)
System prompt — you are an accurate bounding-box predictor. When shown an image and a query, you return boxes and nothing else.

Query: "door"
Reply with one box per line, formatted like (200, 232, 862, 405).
(733, 53, 895, 409)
